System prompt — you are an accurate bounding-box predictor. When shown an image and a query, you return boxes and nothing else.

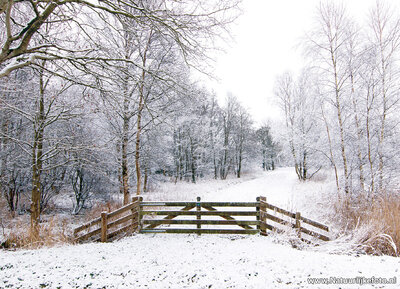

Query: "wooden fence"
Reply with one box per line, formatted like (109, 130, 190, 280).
(74, 196, 329, 242)
(140, 196, 330, 241)
(258, 196, 330, 241)
(140, 197, 259, 235)
(74, 196, 141, 243)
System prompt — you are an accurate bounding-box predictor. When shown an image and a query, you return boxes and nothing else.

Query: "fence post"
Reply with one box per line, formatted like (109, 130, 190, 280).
(101, 211, 108, 242)
(256, 197, 260, 232)
(295, 212, 301, 238)
(260, 196, 267, 236)
(138, 196, 143, 231)
(131, 196, 139, 232)
(196, 196, 201, 235)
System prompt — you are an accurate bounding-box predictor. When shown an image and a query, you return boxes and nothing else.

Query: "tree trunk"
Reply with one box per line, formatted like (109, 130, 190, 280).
(378, 62, 387, 191)
(121, 74, 130, 205)
(350, 73, 365, 192)
(135, 76, 144, 195)
(143, 164, 148, 192)
(121, 116, 129, 204)
(366, 85, 375, 194)
(135, 30, 153, 195)
(0, 115, 9, 198)
(237, 142, 243, 178)
(321, 104, 340, 195)
(31, 69, 45, 239)
(330, 47, 350, 194)
(302, 151, 307, 180)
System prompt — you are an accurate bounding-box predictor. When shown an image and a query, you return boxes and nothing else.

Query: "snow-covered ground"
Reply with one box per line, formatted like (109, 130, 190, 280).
(1, 234, 399, 288)
(1, 168, 399, 288)
(147, 167, 313, 205)
(146, 167, 334, 227)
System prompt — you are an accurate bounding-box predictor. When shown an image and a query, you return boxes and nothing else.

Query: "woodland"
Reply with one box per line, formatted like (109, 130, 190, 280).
(0, 0, 399, 254)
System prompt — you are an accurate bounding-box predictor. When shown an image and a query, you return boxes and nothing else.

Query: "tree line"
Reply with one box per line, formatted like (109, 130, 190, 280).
(276, 1, 400, 195)
(0, 0, 280, 238)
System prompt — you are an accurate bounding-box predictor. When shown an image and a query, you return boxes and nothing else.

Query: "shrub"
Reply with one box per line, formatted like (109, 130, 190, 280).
(1, 217, 73, 249)
(334, 193, 400, 257)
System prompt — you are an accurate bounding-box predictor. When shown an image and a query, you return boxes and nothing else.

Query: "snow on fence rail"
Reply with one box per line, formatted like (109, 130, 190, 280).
(73, 196, 329, 243)
(73, 197, 141, 243)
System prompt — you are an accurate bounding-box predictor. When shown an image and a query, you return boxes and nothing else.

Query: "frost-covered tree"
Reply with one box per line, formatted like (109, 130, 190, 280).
(256, 125, 278, 171)
(275, 70, 322, 181)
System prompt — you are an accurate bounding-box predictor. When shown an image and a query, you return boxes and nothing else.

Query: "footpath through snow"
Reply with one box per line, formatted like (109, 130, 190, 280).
(1, 168, 399, 288)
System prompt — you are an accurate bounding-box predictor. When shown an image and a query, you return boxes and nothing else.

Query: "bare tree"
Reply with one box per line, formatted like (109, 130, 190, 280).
(368, 1, 400, 191)
(305, 2, 354, 192)
(275, 70, 322, 181)
(0, 0, 240, 77)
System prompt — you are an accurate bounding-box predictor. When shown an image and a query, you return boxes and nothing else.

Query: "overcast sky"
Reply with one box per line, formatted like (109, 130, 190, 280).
(210, 0, 399, 126)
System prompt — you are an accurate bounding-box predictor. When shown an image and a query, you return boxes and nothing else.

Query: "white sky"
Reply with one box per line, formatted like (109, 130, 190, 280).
(210, 0, 399, 126)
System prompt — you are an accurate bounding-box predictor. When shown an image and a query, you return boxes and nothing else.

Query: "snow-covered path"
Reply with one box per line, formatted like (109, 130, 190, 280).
(151, 168, 302, 205)
(151, 168, 329, 222)
(1, 168, 399, 288)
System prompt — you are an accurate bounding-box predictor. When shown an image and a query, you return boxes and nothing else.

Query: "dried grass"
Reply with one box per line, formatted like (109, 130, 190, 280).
(1, 217, 73, 250)
(334, 193, 400, 257)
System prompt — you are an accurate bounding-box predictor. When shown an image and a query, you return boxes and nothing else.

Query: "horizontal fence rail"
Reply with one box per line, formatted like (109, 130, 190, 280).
(140, 202, 259, 207)
(139, 196, 330, 242)
(141, 211, 259, 216)
(74, 197, 142, 243)
(142, 220, 259, 225)
(73, 195, 330, 243)
(258, 197, 329, 241)
(140, 228, 259, 234)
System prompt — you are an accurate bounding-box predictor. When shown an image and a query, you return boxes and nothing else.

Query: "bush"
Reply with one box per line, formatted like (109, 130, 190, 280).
(334, 193, 400, 257)
(1, 217, 73, 249)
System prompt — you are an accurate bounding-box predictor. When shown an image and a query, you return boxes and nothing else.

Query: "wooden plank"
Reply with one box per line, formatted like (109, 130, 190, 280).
(262, 201, 330, 232)
(140, 202, 259, 207)
(263, 202, 296, 219)
(76, 227, 101, 242)
(107, 213, 138, 230)
(300, 216, 329, 232)
(140, 228, 259, 234)
(142, 220, 259, 225)
(260, 221, 330, 241)
(138, 196, 143, 231)
(130, 197, 139, 230)
(142, 205, 195, 230)
(300, 227, 330, 241)
(260, 222, 285, 233)
(107, 201, 139, 219)
(196, 197, 201, 235)
(74, 217, 101, 235)
(101, 212, 108, 242)
(106, 221, 139, 240)
(259, 196, 267, 235)
(202, 205, 254, 230)
(77, 214, 137, 243)
(259, 197, 266, 210)
(295, 212, 301, 238)
(261, 212, 295, 228)
(201, 202, 259, 207)
(94, 221, 139, 242)
(141, 210, 259, 216)
(74, 200, 140, 236)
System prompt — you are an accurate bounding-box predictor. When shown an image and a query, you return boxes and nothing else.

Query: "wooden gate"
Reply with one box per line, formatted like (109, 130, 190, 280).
(140, 197, 259, 234)
(140, 196, 330, 241)
(73, 196, 330, 242)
